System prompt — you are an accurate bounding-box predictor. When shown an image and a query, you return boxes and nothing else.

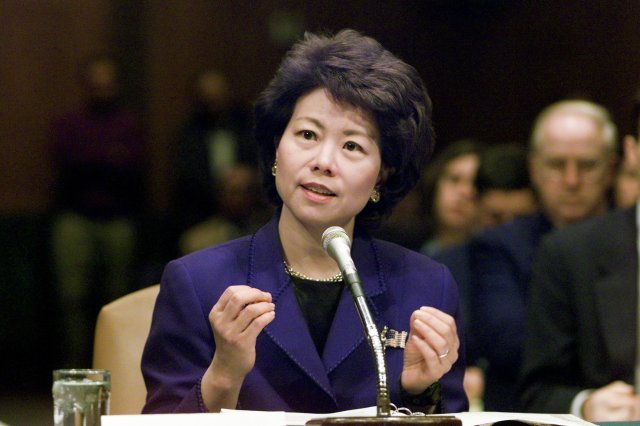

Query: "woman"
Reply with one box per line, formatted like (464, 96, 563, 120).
(142, 29, 467, 414)
(420, 139, 484, 257)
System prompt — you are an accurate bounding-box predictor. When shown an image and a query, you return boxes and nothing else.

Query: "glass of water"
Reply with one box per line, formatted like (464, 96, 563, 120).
(52, 369, 111, 426)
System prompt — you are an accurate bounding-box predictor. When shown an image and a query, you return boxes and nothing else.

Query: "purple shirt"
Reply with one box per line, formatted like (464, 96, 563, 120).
(51, 104, 146, 219)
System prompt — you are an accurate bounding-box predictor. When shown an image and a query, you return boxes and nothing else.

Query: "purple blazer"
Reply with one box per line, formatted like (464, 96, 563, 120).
(142, 214, 468, 414)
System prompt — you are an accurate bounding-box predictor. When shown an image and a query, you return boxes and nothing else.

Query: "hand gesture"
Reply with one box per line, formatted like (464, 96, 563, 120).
(583, 381, 640, 421)
(208, 285, 275, 382)
(401, 306, 459, 394)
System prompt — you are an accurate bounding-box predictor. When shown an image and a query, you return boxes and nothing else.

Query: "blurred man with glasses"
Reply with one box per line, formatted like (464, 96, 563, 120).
(521, 97, 640, 420)
(468, 100, 617, 411)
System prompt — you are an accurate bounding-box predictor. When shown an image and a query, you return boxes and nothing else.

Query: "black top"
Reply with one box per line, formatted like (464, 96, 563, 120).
(290, 274, 442, 414)
(290, 275, 343, 355)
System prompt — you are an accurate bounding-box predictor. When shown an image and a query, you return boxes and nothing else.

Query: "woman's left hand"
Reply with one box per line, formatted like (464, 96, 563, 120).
(400, 306, 459, 394)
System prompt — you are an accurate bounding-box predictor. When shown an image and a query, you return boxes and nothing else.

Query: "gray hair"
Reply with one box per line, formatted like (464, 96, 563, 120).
(529, 100, 618, 153)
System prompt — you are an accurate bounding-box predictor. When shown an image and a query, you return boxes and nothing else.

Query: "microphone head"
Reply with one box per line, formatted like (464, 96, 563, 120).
(321, 226, 351, 253)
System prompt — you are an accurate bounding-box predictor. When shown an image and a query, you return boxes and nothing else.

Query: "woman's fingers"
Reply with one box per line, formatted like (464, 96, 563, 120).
(210, 285, 274, 339)
(409, 306, 459, 360)
(401, 307, 460, 393)
(412, 319, 449, 360)
(243, 308, 276, 339)
(215, 285, 272, 315)
(213, 286, 271, 324)
(236, 301, 276, 335)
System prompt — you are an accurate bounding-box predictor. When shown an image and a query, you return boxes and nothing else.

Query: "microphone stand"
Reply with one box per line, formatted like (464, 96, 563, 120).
(308, 253, 461, 425)
(346, 271, 392, 417)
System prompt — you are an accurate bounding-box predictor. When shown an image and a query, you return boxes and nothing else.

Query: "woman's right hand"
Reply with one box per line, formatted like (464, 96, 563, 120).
(208, 285, 275, 381)
(201, 285, 275, 412)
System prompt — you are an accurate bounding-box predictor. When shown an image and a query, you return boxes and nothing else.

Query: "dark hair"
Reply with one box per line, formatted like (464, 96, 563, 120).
(254, 29, 434, 229)
(475, 143, 530, 194)
(419, 139, 484, 231)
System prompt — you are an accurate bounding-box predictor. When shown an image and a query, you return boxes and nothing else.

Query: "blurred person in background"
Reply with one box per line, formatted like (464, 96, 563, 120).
(419, 139, 484, 258)
(615, 136, 640, 208)
(374, 138, 485, 255)
(436, 142, 538, 410)
(521, 95, 640, 420)
(475, 143, 539, 229)
(178, 163, 272, 254)
(172, 68, 255, 244)
(49, 53, 147, 367)
(469, 99, 618, 411)
(415, 139, 484, 410)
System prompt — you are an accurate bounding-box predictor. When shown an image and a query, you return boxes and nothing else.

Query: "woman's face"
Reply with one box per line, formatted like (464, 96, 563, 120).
(434, 153, 479, 233)
(275, 88, 382, 235)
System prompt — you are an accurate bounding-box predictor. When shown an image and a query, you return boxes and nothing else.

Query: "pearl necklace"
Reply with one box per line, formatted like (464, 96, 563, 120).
(284, 261, 343, 283)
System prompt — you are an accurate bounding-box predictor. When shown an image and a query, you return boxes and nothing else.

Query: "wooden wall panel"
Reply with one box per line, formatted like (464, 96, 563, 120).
(0, 0, 110, 212)
(2, 1, 640, 213)
(144, 1, 286, 212)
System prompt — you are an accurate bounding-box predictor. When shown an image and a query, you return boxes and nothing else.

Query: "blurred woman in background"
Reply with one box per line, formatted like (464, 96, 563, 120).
(420, 139, 484, 257)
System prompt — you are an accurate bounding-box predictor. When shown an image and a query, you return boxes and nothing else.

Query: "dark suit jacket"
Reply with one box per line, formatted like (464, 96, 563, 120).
(142, 214, 468, 414)
(468, 212, 553, 411)
(520, 206, 638, 413)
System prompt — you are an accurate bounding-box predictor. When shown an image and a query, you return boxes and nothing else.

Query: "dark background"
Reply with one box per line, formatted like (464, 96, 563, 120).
(1, 0, 639, 395)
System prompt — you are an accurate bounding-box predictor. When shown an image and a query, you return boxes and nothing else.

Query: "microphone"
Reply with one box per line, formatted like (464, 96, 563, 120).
(321, 226, 390, 416)
(321, 226, 363, 298)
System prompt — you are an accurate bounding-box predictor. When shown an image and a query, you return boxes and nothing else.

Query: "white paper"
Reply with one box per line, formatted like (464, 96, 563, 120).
(102, 409, 596, 426)
(453, 412, 596, 426)
(102, 411, 284, 426)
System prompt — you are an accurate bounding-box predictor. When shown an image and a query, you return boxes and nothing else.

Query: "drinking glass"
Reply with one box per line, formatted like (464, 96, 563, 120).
(52, 369, 111, 426)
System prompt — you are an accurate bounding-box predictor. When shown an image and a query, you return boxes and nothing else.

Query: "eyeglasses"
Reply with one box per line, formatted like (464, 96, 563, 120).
(536, 157, 609, 183)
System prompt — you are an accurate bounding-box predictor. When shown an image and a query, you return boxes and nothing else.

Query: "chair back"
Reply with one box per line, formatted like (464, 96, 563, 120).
(93, 284, 160, 414)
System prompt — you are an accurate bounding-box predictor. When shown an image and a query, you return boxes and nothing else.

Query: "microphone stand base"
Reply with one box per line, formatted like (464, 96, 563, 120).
(306, 415, 462, 425)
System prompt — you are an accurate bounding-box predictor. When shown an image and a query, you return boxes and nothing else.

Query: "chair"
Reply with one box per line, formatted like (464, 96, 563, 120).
(92, 284, 160, 414)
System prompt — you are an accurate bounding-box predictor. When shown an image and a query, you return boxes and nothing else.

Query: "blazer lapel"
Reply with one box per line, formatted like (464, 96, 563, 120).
(322, 236, 386, 374)
(594, 208, 638, 376)
(247, 216, 335, 402)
